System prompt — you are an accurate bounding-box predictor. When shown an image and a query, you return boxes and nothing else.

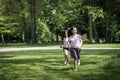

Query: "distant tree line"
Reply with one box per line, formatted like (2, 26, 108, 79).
(0, 0, 120, 44)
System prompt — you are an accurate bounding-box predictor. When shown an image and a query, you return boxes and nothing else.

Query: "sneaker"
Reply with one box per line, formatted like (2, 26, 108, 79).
(66, 63, 69, 66)
(74, 69, 77, 72)
(64, 61, 67, 64)
(77, 60, 80, 65)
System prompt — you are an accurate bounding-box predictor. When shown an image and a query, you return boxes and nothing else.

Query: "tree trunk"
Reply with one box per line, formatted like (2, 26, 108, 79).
(119, 36, 120, 42)
(56, 29, 59, 42)
(88, 14, 93, 42)
(21, 13, 26, 42)
(1, 34, 5, 44)
(105, 16, 109, 43)
(88, 0, 93, 43)
(106, 28, 111, 43)
(105, 14, 113, 43)
(22, 33, 25, 42)
(93, 21, 99, 42)
(28, 0, 37, 44)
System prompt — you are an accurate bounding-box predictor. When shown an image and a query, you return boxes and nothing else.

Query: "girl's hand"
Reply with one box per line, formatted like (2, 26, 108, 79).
(76, 46, 81, 49)
(60, 45, 63, 48)
(67, 42, 71, 46)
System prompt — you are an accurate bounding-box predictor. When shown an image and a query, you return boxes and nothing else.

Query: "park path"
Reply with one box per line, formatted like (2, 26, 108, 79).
(0, 46, 120, 52)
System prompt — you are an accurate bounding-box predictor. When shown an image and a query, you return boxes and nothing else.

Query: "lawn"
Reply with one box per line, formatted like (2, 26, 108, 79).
(0, 43, 120, 48)
(82, 44, 120, 48)
(0, 49, 120, 80)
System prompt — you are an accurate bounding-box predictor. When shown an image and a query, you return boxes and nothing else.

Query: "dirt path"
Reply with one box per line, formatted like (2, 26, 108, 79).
(0, 46, 120, 52)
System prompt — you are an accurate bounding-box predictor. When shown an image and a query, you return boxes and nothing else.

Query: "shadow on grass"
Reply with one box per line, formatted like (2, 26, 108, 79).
(99, 57, 120, 80)
(81, 61, 97, 65)
(0, 57, 63, 65)
(0, 49, 120, 80)
(81, 49, 120, 55)
(0, 55, 15, 58)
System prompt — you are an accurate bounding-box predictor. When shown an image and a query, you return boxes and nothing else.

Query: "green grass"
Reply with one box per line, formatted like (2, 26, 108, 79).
(0, 49, 120, 80)
(82, 43, 120, 48)
(0, 43, 120, 48)
(0, 42, 59, 48)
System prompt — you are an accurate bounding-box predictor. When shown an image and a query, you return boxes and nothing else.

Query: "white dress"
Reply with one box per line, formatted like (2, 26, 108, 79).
(63, 37, 69, 48)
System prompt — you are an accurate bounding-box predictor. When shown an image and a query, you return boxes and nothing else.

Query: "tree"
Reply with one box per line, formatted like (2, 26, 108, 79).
(0, 0, 21, 44)
(28, 0, 37, 44)
(0, 0, 120, 43)
(96, 0, 120, 42)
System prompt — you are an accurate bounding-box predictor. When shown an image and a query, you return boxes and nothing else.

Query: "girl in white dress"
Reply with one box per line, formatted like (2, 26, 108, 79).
(69, 27, 83, 71)
(60, 30, 70, 65)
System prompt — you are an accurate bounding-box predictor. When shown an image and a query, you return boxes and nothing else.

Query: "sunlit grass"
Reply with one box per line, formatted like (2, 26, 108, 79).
(82, 44, 120, 48)
(0, 43, 120, 48)
(0, 49, 120, 80)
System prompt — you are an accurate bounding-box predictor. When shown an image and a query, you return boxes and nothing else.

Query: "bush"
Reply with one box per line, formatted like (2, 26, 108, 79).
(37, 19, 51, 43)
(81, 34, 90, 43)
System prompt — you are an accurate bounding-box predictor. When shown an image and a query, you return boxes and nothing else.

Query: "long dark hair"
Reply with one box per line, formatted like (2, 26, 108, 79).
(62, 30, 68, 39)
(68, 26, 79, 36)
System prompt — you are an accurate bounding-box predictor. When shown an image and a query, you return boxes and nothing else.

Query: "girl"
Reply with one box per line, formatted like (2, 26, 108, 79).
(60, 30, 70, 65)
(69, 26, 83, 71)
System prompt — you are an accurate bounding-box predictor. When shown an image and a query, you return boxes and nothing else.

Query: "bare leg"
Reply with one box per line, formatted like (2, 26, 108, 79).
(74, 59, 78, 71)
(64, 50, 69, 65)
(64, 54, 67, 64)
(66, 51, 70, 64)
(76, 49, 80, 65)
(77, 59, 80, 65)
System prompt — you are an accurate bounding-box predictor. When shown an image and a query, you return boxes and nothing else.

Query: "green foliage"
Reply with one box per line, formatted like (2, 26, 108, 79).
(81, 34, 89, 43)
(0, 19, 18, 34)
(116, 31, 120, 36)
(116, 30, 120, 41)
(0, 0, 24, 43)
(0, 0, 120, 43)
(87, 6, 104, 22)
(37, 18, 51, 42)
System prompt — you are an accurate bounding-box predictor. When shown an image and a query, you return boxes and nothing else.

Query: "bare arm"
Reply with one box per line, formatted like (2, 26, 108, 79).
(76, 38, 83, 49)
(60, 40, 63, 48)
(79, 38, 83, 47)
(67, 41, 71, 47)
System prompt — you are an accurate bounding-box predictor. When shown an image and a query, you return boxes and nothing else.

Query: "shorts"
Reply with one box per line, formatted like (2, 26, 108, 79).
(63, 47, 70, 51)
(70, 48, 81, 59)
